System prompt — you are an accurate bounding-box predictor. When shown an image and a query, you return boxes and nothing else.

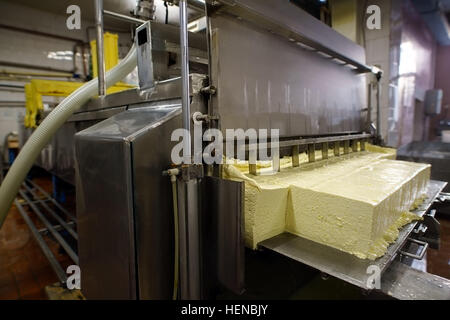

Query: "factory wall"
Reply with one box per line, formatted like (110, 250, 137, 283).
(331, 0, 439, 147)
(392, 0, 437, 146)
(0, 1, 132, 151)
(360, 0, 437, 147)
(363, 0, 392, 144)
(431, 45, 450, 140)
(329, 0, 360, 44)
(331, 0, 392, 142)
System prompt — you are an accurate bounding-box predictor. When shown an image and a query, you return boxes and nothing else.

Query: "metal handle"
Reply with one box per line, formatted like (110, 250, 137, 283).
(399, 238, 429, 260)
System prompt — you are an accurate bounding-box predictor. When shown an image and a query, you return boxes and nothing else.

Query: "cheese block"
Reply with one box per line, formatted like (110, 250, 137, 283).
(285, 159, 430, 260)
(223, 152, 430, 260)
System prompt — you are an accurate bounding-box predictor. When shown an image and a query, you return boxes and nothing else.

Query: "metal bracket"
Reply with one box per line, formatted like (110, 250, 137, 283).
(192, 111, 219, 125)
(399, 238, 429, 260)
(200, 85, 217, 95)
(416, 209, 440, 250)
(180, 164, 204, 181)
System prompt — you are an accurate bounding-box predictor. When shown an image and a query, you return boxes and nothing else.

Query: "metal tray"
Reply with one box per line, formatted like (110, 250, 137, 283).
(259, 180, 447, 289)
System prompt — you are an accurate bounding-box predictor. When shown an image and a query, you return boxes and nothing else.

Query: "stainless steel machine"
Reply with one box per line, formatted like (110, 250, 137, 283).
(24, 0, 450, 300)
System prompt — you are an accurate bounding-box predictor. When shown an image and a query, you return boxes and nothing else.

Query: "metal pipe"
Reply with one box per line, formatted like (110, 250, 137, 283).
(177, 178, 201, 299)
(0, 23, 84, 45)
(95, 0, 106, 96)
(367, 82, 372, 131)
(0, 60, 74, 75)
(166, 0, 205, 12)
(171, 173, 179, 300)
(376, 76, 381, 141)
(103, 10, 147, 25)
(180, 0, 191, 163)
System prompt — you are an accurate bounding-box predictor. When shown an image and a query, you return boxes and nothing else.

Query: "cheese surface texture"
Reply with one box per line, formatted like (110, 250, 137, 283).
(223, 151, 430, 260)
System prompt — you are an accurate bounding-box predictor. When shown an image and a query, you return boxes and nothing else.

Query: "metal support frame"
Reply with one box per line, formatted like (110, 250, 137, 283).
(343, 140, 350, 154)
(334, 141, 340, 156)
(245, 133, 371, 151)
(177, 177, 202, 299)
(27, 179, 76, 222)
(15, 180, 79, 284)
(375, 72, 382, 142)
(15, 199, 68, 283)
(243, 133, 373, 175)
(180, 0, 192, 163)
(104, 10, 146, 25)
(322, 142, 329, 160)
(307, 144, 315, 163)
(292, 145, 300, 167)
(351, 140, 358, 153)
(23, 183, 78, 240)
(360, 139, 366, 151)
(95, 0, 106, 96)
(19, 190, 78, 264)
(174, 0, 203, 300)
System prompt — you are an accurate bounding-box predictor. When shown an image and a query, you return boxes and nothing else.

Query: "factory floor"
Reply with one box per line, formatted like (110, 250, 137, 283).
(0, 174, 449, 299)
(0, 176, 74, 300)
(428, 212, 450, 280)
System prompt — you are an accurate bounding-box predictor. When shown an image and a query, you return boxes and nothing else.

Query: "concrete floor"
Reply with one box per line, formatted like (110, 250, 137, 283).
(0, 174, 449, 299)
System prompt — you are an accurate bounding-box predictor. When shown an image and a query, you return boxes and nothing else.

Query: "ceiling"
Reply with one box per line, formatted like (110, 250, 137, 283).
(412, 0, 450, 45)
(4, 0, 204, 31)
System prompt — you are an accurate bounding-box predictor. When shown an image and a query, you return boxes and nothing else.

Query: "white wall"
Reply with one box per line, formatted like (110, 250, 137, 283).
(0, 0, 135, 151)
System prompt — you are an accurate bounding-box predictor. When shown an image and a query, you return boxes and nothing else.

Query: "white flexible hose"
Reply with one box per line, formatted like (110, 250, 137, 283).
(0, 45, 137, 228)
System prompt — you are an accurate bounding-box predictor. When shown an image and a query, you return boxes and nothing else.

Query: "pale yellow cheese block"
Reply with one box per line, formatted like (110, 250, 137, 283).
(285, 159, 430, 260)
(223, 151, 430, 260)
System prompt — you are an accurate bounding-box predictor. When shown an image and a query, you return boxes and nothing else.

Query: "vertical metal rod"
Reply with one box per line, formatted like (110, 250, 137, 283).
(343, 140, 349, 154)
(376, 77, 381, 141)
(177, 179, 201, 299)
(351, 140, 358, 153)
(95, 0, 106, 96)
(292, 145, 300, 167)
(322, 142, 329, 160)
(360, 139, 366, 151)
(334, 141, 340, 157)
(308, 144, 315, 163)
(272, 147, 280, 173)
(249, 164, 257, 175)
(180, 0, 191, 163)
(367, 83, 372, 130)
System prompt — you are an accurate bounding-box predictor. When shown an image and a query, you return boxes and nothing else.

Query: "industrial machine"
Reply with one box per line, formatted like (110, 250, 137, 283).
(16, 0, 450, 300)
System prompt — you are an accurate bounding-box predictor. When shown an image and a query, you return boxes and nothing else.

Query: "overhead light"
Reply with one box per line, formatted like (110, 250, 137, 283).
(47, 51, 73, 61)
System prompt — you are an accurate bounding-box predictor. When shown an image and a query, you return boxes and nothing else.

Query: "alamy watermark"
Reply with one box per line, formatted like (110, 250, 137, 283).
(66, 5, 81, 30)
(366, 5, 381, 30)
(366, 265, 381, 290)
(66, 265, 81, 290)
(171, 122, 280, 173)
